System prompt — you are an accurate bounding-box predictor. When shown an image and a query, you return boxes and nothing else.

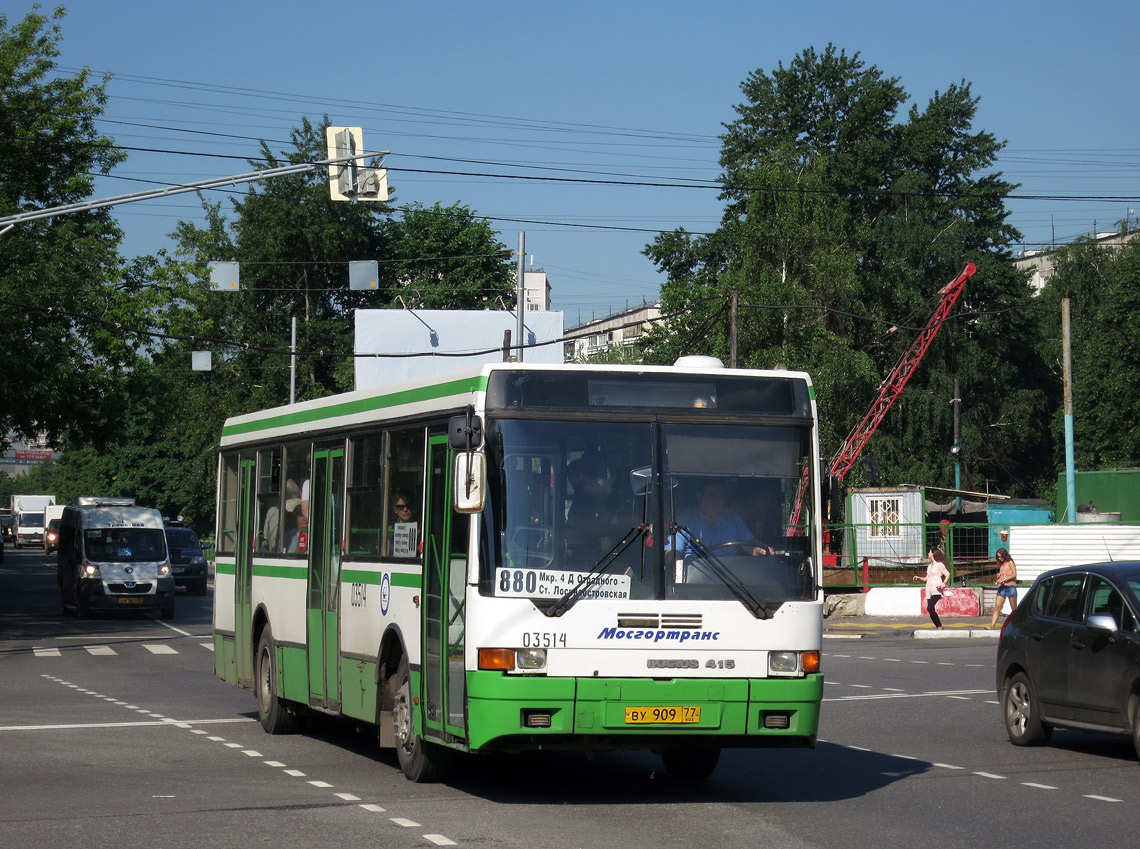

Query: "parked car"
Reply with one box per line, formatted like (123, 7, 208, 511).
(164, 523, 208, 595)
(43, 518, 62, 553)
(996, 560, 1140, 758)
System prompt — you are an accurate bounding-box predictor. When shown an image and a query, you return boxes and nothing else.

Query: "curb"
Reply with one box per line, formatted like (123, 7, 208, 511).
(823, 626, 1001, 640)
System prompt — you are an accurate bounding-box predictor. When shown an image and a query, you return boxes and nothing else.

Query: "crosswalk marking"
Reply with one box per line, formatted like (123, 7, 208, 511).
(32, 641, 216, 658)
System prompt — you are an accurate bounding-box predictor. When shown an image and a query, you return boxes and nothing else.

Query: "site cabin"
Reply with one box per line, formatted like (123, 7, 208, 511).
(212, 360, 828, 782)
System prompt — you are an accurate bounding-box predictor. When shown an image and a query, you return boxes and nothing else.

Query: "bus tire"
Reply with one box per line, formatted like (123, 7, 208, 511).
(256, 626, 299, 734)
(661, 745, 721, 781)
(393, 656, 452, 783)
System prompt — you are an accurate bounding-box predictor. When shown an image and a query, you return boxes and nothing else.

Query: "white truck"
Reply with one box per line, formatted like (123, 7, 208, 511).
(10, 495, 56, 548)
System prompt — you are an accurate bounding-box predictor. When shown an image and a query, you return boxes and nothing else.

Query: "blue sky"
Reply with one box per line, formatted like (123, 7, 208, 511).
(41, 0, 1140, 323)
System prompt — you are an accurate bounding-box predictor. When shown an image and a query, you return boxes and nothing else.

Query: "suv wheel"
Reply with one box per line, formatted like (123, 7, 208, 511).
(1002, 672, 1052, 746)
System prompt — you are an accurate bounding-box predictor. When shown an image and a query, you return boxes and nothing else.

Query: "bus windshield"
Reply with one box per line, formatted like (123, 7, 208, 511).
(480, 418, 815, 610)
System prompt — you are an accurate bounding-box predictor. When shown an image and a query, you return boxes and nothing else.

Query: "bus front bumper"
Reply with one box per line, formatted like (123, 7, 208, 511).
(465, 672, 823, 753)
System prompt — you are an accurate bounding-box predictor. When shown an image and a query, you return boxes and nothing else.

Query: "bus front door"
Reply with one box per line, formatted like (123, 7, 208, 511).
(234, 455, 257, 686)
(423, 436, 469, 744)
(306, 445, 345, 710)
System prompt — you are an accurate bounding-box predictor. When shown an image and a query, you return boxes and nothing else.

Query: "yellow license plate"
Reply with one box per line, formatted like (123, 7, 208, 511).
(624, 706, 701, 724)
(117, 597, 144, 605)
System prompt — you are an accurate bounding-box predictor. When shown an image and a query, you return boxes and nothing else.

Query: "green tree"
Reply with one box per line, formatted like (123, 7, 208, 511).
(0, 6, 149, 448)
(380, 202, 515, 309)
(1036, 237, 1140, 474)
(644, 46, 1051, 495)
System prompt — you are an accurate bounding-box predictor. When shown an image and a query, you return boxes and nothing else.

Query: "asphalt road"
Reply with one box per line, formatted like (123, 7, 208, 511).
(2, 545, 1137, 849)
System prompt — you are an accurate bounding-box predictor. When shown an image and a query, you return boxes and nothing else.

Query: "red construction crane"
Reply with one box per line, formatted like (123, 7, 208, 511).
(790, 262, 977, 530)
(828, 261, 976, 483)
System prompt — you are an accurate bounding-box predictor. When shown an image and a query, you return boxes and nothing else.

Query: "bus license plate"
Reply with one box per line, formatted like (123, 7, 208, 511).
(117, 597, 144, 605)
(624, 706, 701, 724)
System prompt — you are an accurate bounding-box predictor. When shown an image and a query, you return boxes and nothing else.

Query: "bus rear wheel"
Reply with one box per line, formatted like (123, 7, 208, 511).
(661, 745, 721, 781)
(256, 626, 299, 734)
(392, 656, 452, 783)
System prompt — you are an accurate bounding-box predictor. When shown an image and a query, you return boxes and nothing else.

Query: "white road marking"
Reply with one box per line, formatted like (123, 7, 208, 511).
(424, 836, 457, 846)
(308, 780, 333, 788)
(391, 818, 420, 827)
(826, 689, 992, 702)
(34, 647, 61, 657)
(1022, 782, 1057, 790)
(933, 763, 965, 770)
(285, 769, 306, 777)
(85, 646, 117, 656)
(974, 772, 1006, 779)
(264, 760, 286, 767)
(1084, 795, 1122, 802)
(242, 750, 262, 757)
(359, 804, 386, 812)
(144, 644, 178, 655)
(335, 793, 360, 801)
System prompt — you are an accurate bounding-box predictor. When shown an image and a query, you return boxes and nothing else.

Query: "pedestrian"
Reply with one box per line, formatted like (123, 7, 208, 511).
(990, 547, 1018, 629)
(913, 546, 951, 630)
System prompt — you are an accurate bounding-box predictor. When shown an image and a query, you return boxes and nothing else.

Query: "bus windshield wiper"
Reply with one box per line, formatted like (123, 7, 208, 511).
(545, 525, 646, 618)
(672, 525, 772, 620)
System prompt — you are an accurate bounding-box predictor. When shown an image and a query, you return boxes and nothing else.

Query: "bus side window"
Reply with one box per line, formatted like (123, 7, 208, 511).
(386, 427, 424, 559)
(347, 432, 385, 557)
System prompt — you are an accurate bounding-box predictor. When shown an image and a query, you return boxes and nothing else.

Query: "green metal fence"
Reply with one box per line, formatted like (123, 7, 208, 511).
(822, 521, 1018, 590)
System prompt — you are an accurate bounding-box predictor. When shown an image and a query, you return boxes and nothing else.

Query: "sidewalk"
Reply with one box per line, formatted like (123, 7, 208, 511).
(823, 614, 1002, 640)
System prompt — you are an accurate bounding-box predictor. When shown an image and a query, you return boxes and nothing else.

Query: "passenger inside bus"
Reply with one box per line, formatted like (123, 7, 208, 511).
(565, 454, 618, 558)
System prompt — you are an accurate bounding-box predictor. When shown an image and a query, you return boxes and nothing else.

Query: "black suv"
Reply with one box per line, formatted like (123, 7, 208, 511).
(996, 560, 1140, 759)
(164, 524, 208, 596)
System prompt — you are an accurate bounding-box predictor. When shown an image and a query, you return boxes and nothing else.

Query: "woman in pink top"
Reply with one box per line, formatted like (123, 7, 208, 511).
(913, 546, 951, 630)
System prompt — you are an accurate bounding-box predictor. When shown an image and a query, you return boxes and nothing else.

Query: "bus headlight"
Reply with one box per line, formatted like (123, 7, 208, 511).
(515, 648, 547, 670)
(478, 647, 548, 672)
(769, 650, 820, 677)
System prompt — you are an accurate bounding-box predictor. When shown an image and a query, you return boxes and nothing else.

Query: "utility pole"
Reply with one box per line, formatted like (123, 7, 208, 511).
(730, 290, 739, 368)
(1062, 298, 1077, 521)
(290, 317, 297, 404)
(951, 379, 962, 512)
(516, 232, 526, 362)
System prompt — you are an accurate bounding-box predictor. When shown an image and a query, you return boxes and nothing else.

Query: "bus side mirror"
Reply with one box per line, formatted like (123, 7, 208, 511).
(449, 410, 483, 450)
(454, 453, 486, 513)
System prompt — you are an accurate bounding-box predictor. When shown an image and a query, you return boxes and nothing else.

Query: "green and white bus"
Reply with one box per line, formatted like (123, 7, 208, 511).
(213, 358, 827, 781)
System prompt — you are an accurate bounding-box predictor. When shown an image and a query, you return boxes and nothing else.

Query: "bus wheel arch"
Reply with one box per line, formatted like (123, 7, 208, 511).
(375, 627, 407, 749)
(375, 627, 453, 782)
(254, 617, 300, 735)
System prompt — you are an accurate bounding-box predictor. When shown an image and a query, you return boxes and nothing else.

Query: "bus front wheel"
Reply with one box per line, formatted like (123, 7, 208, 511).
(256, 626, 299, 734)
(392, 656, 452, 783)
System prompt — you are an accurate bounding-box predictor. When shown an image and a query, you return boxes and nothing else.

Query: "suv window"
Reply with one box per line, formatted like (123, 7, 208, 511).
(1037, 573, 1086, 622)
(1084, 575, 1138, 632)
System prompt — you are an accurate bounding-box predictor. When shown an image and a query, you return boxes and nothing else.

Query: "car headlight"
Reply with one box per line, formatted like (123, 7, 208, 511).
(83, 563, 100, 577)
(158, 562, 171, 576)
